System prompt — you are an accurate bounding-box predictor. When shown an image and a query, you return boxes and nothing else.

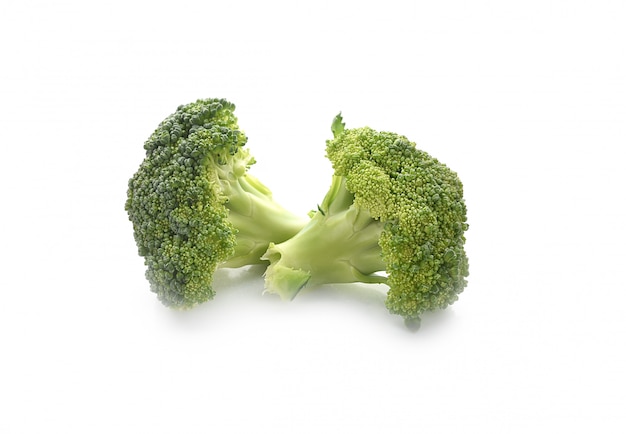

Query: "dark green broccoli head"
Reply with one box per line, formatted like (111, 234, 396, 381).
(125, 99, 248, 307)
(326, 125, 469, 320)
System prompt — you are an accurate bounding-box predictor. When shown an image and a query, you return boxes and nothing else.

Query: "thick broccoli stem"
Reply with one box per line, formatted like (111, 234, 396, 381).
(216, 153, 309, 268)
(223, 174, 310, 268)
(263, 176, 387, 300)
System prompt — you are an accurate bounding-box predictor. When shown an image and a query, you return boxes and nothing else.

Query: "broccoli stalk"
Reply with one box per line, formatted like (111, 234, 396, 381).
(125, 99, 308, 308)
(263, 175, 387, 301)
(215, 146, 309, 268)
(262, 114, 469, 322)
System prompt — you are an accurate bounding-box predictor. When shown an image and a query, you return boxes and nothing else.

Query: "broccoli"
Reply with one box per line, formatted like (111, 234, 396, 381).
(125, 99, 308, 308)
(262, 114, 469, 324)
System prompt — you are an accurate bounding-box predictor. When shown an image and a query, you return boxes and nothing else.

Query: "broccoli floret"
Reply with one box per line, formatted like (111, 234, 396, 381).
(262, 114, 469, 323)
(125, 99, 308, 308)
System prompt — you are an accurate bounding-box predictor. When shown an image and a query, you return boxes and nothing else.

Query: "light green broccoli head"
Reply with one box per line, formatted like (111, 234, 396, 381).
(326, 122, 469, 320)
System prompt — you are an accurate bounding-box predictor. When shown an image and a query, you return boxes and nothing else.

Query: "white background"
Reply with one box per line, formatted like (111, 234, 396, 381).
(1, 0, 625, 432)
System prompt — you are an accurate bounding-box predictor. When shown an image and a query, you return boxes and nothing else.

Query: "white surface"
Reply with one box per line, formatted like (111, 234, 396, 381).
(1, 1, 625, 433)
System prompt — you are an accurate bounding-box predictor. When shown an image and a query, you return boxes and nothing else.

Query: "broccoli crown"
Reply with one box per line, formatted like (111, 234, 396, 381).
(125, 99, 245, 307)
(326, 120, 469, 320)
(126, 99, 308, 308)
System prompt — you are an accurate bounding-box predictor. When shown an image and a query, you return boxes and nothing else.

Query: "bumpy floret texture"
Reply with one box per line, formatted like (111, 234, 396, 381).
(125, 99, 246, 307)
(327, 127, 469, 320)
